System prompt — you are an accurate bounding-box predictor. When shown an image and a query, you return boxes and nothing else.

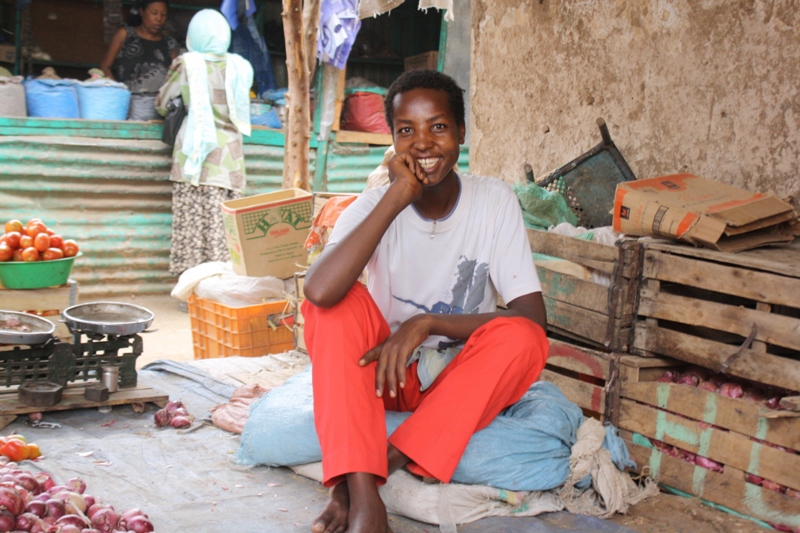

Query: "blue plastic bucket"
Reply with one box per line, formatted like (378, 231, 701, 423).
(24, 78, 79, 119)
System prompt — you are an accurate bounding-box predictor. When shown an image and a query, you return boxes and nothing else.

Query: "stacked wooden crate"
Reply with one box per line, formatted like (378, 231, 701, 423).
(526, 228, 641, 352)
(622, 241, 800, 531)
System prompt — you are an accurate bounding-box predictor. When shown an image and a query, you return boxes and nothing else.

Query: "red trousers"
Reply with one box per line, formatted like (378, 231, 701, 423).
(302, 283, 548, 488)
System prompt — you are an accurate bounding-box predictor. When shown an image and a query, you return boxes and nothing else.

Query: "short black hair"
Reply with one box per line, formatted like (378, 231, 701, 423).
(384, 69, 465, 130)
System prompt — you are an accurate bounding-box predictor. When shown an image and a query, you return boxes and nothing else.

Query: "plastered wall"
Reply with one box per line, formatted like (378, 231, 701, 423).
(470, 1, 800, 206)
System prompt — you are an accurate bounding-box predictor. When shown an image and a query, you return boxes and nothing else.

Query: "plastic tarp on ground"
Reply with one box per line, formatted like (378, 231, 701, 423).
(5, 358, 637, 533)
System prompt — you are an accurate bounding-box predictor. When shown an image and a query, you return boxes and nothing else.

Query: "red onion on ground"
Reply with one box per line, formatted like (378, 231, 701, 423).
(15, 512, 43, 531)
(170, 416, 191, 429)
(163, 400, 184, 414)
(125, 515, 154, 533)
(65, 478, 87, 495)
(45, 498, 66, 519)
(0, 509, 16, 531)
(91, 507, 120, 533)
(153, 409, 172, 428)
(0, 486, 25, 516)
(55, 514, 88, 529)
(24, 499, 46, 518)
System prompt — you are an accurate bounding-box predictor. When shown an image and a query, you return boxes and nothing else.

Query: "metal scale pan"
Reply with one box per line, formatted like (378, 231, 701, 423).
(61, 302, 154, 337)
(0, 311, 56, 345)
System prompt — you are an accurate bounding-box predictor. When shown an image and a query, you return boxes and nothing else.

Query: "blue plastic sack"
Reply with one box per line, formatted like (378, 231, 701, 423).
(237, 368, 636, 491)
(24, 78, 79, 119)
(76, 80, 131, 121)
(250, 108, 282, 129)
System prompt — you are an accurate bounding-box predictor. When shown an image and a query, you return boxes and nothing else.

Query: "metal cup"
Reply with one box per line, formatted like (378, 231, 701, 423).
(100, 366, 119, 393)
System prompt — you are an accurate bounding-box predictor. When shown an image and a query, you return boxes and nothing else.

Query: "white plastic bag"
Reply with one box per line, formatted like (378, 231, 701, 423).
(171, 261, 292, 307)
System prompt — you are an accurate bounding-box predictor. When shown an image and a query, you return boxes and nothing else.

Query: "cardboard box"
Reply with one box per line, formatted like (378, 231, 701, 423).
(404, 51, 438, 72)
(0, 44, 15, 64)
(613, 173, 796, 252)
(221, 189, 313, 279)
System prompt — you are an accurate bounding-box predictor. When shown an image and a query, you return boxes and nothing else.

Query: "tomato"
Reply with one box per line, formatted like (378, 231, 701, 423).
(21, 247, 39, 262)
(46, 228, 54, 236)
(4, 220, 22, 234)
(62, 240, 79, 258)
(19, 235, 33, 249)
(0, 439, 29, 462)
(6, 435, 26, 444)
(33, 233, 50, 253)
(49, 235, 63, 249)
(26, 443, 41, 460)
(25, 222, 47, 239)
(42, 248, 64, 261)
(12, 249, 24, 262)
(2, 232, 21, 249)
(0, 244, 12, 262)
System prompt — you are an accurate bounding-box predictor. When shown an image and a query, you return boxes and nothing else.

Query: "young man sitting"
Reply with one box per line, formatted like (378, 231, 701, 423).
(302, 69, 549, 533)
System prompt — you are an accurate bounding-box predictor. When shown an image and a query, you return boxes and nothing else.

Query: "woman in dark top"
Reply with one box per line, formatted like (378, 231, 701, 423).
(100, 0, 178, 120)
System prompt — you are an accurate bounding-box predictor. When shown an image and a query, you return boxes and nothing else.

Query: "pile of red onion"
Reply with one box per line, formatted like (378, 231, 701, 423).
(0, 457, 155, 532)
(651, 366, 800, 532)
(153, 401, 194, 430)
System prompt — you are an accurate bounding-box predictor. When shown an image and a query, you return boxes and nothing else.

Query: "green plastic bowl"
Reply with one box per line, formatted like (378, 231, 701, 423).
(0, 252, 81, 289)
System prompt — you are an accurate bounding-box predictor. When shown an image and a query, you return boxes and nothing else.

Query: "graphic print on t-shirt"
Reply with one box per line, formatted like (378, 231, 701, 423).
(393, 257, 489, 348)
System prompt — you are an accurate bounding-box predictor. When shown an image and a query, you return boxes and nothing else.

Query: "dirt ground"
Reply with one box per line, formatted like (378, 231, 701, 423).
(82, 293, 772, 533)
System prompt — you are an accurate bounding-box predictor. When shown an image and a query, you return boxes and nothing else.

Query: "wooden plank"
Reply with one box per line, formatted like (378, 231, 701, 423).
(543, 297, 612, 346)
(632, 323, 800, 393)
(331, 65, 347, 132)
(334, 130, 393, 145)
(619, 398, 800, 490)
(643, 251, 800, 308)
(639, 288, 800, 352)
(645, 240, 800, 279)
(546, 339, 611, 380)
(780, 396, 800, 412)
(539, 368, 606, 414)
(0, 385, 168, 415)
(526, 229, 620, 274)
(537, 267, 611, 315)
(622, 380, 800, 452)
(624, 434, 800, 529)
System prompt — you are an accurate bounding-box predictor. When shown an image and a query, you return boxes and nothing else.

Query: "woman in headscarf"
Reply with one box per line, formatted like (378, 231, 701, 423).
(155, 9, 254, 277)
(101, 0, 178, 120)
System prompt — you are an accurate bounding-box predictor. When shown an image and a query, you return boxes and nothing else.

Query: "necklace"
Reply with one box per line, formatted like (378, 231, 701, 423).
(430, 219, 437, 239)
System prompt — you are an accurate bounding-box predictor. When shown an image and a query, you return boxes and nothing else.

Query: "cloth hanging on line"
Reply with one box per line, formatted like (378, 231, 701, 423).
(318, 0, 361, 69)
(358, 0, 455, 21)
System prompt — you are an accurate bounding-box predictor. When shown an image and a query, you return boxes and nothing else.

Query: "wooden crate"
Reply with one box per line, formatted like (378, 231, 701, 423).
(540, 337, 677, 423)
(0, 280, 78, 340)
(632, 241, 800, 396)
(527, 229, 643, 352)
(618, 370, 800, 530)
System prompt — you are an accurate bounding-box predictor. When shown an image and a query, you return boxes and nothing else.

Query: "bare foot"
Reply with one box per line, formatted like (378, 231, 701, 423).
(347, 472, 390, 533)
(312, 480, 349, 533)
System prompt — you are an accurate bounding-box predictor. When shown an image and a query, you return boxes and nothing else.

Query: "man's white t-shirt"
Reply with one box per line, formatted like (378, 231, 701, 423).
(326, 173, 542, 357)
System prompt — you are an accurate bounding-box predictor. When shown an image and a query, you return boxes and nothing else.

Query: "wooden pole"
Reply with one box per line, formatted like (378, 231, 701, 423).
(281, 0, 311, 191)
(302, 0, 321, 80)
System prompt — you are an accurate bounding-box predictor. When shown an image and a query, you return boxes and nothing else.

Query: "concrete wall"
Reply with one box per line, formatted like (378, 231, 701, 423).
(470, 1, 800, 207)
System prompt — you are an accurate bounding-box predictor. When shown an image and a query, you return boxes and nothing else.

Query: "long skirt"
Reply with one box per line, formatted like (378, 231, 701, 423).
(169, 182, 241, 277)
